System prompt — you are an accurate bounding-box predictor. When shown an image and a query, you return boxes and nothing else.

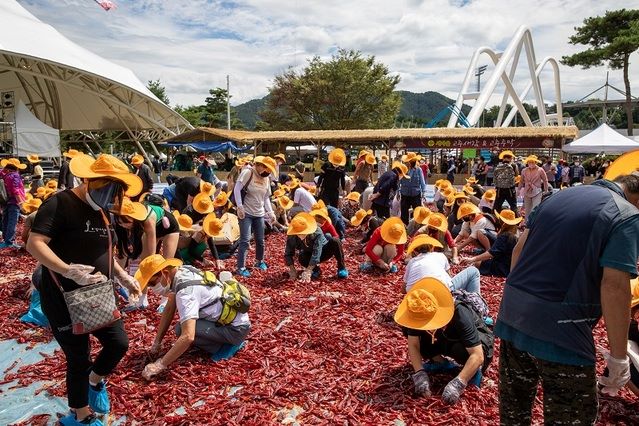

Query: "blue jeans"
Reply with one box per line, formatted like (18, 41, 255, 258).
(450, 266, 481, 294)
(2, 203, 20, 244)
(237, 214, 265, 270)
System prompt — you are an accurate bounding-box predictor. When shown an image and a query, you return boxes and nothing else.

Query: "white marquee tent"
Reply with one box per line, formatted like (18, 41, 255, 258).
(13, 100, 60, 157)
(0, 0, 191, 157)
(563, 123, 639, 154)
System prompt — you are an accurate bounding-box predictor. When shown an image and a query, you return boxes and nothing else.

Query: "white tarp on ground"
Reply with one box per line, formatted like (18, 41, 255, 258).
(13, 101, 60, 158)
(0, 0, 190, 133)
(563, 123, 639, 154)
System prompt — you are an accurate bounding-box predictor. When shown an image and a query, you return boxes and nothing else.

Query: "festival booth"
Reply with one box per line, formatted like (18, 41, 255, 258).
(12, 101, 61, 158)
(562, 123, 639, 154)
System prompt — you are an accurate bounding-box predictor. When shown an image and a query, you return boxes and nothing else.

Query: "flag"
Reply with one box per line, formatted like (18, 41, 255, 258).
(94, 0, 117, 11)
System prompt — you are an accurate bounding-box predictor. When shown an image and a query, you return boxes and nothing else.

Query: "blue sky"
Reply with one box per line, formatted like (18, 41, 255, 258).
(16, 0, 639, 108)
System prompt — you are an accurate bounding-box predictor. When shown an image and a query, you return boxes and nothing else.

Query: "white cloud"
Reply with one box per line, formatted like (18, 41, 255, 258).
(14, 0, 639, 115)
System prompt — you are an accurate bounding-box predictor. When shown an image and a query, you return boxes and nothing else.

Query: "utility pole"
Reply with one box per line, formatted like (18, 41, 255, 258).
(226, 75, 231, 130)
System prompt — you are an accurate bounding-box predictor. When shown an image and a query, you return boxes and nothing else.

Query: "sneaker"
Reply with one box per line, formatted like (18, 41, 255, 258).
(337, 269, 349, 279)
(7, 243, 22, 250)
(255, 261, 268, 271)
(59, 413, 104, 426)
(88, 380, 110, 414)
(359, 262, 373, 272)
(389, 264, 398, 273)
(311, 268, 322, 279)
(237, 268, 251, 278)
(0, 242, 8, 249)
(483, 316, 494, 327)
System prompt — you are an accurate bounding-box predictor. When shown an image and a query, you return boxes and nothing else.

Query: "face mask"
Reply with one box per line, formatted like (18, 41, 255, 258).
(150, 272, 171, 296)
(574, 162, 580, 166)
(260, 171, 271, 178)
(86, 179, 123, 212)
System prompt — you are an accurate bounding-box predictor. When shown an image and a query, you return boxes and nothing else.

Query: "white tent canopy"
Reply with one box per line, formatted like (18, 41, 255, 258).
(563, 123, 639, 154)
(0, 0, 191, 136)
(13, 100, 60, 157)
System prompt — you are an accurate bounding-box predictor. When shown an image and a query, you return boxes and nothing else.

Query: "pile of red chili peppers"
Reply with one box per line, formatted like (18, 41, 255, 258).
(1, 234, 638, 425)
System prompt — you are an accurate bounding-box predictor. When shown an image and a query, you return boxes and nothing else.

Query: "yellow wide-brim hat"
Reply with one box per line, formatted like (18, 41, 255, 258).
(310, 208, 331, 223)
(394, 277, 455, 331)
(130, 154, 144, 165)
(380, 217, 407, 245)
(345, 192, 361, 203)
(172, 211, 195, 232)
(413, 206, 431, 225)
(46, 180, 58, 190)
(427, 212, 448, 233)
(466, 176, 478, 184)
(1, 158, 27, 170)
(63, 149, 81, 158)
(278, 195, 294, 210)
(483, 189, 496, 202)
(495, 209, 523, 226)
(118, 197, 148, 221)
(70, 153, 143, 197)
(274, 153, 286, 163)
(134, 254, 183, 291)
(192, 192, 215, 214)
(213, 191, 232, 208)
(401, 152, 422, 163)
(273, 188, 286, 199)
(328, 148, 347, 167)
(200, 180, 215, 196)
(392, 161, 409, 178)
(499, 150, 515, 160)
(457, 202, 480, 220)
(462, 185, 476, 195)
(203, 213, 224, 237)
(406, 234, 444, 254)
(603, 150, 639, 181)
(287, 212, 317, 236)
(524, 155, 541, 164)
(254, 156, 277, 175)
(365, 153, 377, 165)
(27, 154, 41, 164)
(21, 198, 42, 214)
(351, 209, 373, 226)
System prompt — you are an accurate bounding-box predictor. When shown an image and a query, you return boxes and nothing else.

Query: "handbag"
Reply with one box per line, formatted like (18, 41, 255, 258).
(50, 210, 121, 334)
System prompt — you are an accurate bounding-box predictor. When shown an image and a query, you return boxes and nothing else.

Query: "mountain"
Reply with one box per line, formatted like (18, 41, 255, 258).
(235, 96, 268, 129)
(233, 91, 468, 129)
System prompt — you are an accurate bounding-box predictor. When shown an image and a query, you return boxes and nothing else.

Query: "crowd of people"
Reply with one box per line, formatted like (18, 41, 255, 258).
(1, 145, 638, 425)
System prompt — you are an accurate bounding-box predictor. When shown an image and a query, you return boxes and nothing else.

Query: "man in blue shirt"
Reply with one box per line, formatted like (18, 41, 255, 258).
(196, 156, 215, 184)
(496, 174, 639, 425)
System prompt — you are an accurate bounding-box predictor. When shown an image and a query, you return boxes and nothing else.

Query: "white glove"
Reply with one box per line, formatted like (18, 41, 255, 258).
(598, 354, 631, 395)
(142, 359, 166, 380)
(267, 211, 277, 223)
(237, 206, 246, 220)
(299, 270, 312, 283)
(62, 264, 107, 286)
(116, 272, 142, 298)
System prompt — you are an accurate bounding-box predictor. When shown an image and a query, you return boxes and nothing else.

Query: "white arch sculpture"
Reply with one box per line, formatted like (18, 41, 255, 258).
(447, 26, 563, 128)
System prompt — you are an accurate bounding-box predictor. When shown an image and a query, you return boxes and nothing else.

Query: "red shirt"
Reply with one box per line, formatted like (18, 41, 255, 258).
(320, 221, 339, 238)
(365, 227, 405, 264)
(428, 228, 456, 249)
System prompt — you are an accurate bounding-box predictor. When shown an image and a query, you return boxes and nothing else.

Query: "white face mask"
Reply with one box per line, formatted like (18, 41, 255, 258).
(151, 282, 170, 297)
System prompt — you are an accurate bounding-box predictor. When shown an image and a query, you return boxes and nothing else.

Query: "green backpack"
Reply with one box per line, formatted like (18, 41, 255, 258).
(175, 270, 251, 326)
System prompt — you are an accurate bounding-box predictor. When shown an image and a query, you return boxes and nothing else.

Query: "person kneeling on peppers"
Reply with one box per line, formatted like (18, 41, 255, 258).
(138, 254, 250, 380)
(360, 217, 406, 273)
(285, 212, 348, 282)
(394, 277, 493, 404)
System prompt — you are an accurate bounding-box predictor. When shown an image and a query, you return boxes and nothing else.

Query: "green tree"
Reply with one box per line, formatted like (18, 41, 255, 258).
(202, 88, 244, 129)
(259, 49, 401, 130)
(561, 9, 639, 135)
(174, 104, 205, 127)
(147, 79, 170, 105)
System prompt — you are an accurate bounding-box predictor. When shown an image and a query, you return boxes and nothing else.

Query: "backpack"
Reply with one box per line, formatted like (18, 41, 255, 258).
(141, 193, 165, 208)
(229, 170, 253, 206)
(0, 177, 7, 205)
(493, 163, 516, 189)
(452, 293, 494, 370)
(175, 270, 251, 326)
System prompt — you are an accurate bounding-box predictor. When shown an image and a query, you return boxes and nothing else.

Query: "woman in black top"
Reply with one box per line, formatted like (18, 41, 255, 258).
(27, 154, 142, 425)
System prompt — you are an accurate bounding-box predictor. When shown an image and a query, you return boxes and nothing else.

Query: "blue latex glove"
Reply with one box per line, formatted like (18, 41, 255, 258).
(442, 377, 467, 404)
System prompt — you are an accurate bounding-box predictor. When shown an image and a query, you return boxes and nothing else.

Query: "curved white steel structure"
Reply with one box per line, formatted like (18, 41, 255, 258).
(447, 26, 563, 128)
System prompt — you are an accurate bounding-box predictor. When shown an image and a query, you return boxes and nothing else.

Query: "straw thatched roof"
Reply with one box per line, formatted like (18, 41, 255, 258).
(162, 126, 578, 145)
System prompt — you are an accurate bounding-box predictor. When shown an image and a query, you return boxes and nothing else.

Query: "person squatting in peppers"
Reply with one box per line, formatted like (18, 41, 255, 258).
(394, 277, 492, 405)
(139, 255, 250, 380)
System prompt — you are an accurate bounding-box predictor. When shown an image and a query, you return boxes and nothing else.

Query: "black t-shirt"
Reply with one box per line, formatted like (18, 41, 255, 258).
(31, 190, 113, 328)
(486, 232, 518, 277)
(404, 304, 480, 364)
(175, 177, 201, 199)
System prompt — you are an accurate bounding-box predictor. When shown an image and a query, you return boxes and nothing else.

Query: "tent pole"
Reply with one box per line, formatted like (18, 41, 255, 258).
(147, 139, 161, 157)
(82, 141, 95, 157)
